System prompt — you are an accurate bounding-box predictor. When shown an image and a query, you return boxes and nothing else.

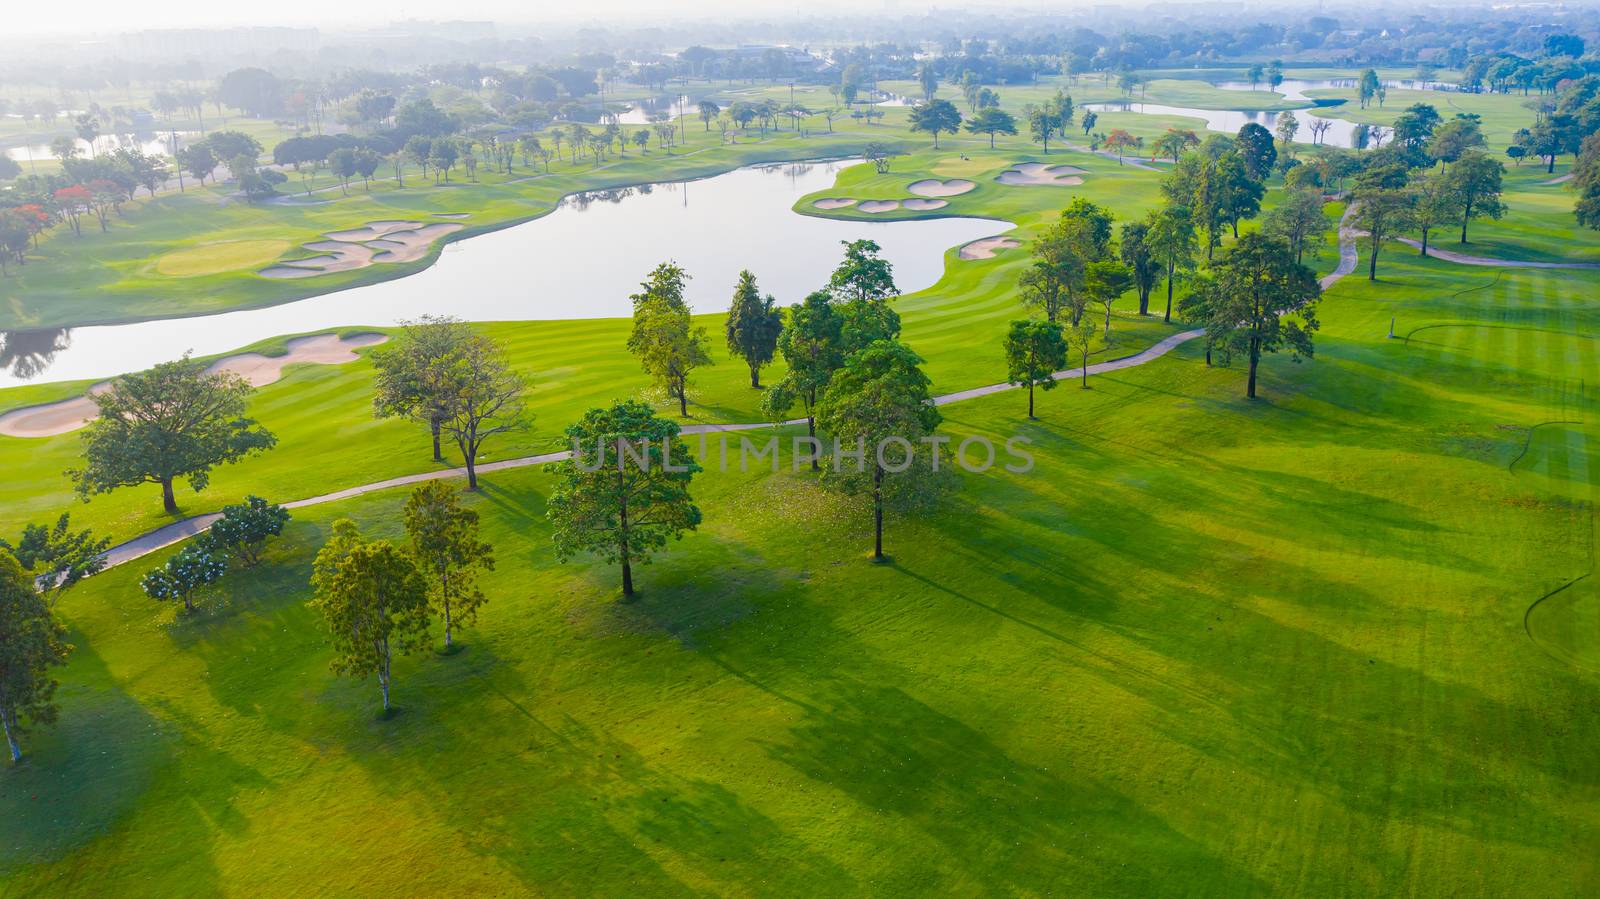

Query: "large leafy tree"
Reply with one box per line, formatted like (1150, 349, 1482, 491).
(829, 239, 902, 352)
(405, 481, 494, 651)
(1145, 204, 1198, 323)
(814, 340, 942, 560)
(1573, 133, 1600, 229)
(0, 551, 72, 763)
(1353, 180, 1417, 280)
(1004, 320, 1069, 419)
(1235, 122, 1277, 181)
(1021, 199, 1115, 325)
(69, 357, 276, 514)
(372, 315, 475, 462)
(310, 521, 432, 713)
(724, 270, 784, 389)
(764, 291, 846, 470)
(1119, 221, 1162, 316)
(1163, 151, 1224, 259)
(628, 262, 714, 417)
(1261, 189, 1328, 265)
(963, 108, 1017, 148)
(1180, 233, 1320, 399)
(1215, 150, 1265, 238)
(547, 401, 702, 597)
(1443, 151, 1506, 243)
(908, 99, 962, 148)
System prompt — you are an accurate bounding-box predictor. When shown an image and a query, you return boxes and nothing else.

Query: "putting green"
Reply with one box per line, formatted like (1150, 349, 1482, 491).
(156, 240, 293, 277)
(932, 155, 1004, 178)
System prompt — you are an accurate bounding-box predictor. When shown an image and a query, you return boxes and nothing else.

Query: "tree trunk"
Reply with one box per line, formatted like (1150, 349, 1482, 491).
(749, 364, 761, 389)
(1138, 286, 1150, 316)
(872, 464, 884, 559)
(431, 418, 443, 461)
(161, 478, 178, 514)
(1247, 338, 1261, 398)
(618, 460, 635, 596)
(1369, 240, 1379, 280)
(806, 408, 819, 472)
(1164, 267, 1175, 323)
(1028, 381, 1035, 419)
(464, 438, 479, 490)
(1420, 228, 1429, 256)
(677, 386, 688, 417)
(380, 671, 391, 711)
(1460, 205, 1471, 244)
(2, 709, 20, 762)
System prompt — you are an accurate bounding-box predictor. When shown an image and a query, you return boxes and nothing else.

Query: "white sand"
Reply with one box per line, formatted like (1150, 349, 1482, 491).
(812, 198, 857, 209)
(907, 179, 976, 197)
(858, 200, 902, 213)
(996, 163, 1087, 186)
(0, 333, 389, 439)
(959, 236, 1021, 260)
(433, 212, 472, 218)
(259, 221, 463, 278)
(901, 198, 949, 211)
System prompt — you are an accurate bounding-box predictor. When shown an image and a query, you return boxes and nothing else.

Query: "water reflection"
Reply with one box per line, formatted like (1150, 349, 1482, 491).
(0, 328, 72, 380)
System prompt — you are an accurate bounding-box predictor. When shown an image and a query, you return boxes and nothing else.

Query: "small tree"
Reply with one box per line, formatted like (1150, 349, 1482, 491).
(1352, 185, 1416, 280)
(1065, 320, 1097, 388)
(141, 543, 229, 614)
(1444, 151, 1505, 243)
(1104, 129, 1139, 164)
(372, 315, 475, 462)
(1179, 233, 1320, 398)
(69, 357, 277, 514)
(206, 495, 290, 567)
(405, 481, 494, 651)
(547, 401, 703, 597)
(436, 333, 531, 491)
(764, 291, 846, 470)
(908, 99, 962, 148)
(1004, 320, 1069, 418)
(1408, 172, 1455, 257)
(310, 524, 432, 713)
(964, 107, 1017, 148)
(814, 340, 942, 560)
(1119, 222, 1162, 316)
(0, 513, 109, 607)
(628, 262, 713, 417)
(1261, 189, 1328, 265)
(725, 270, 784, 389)
(0, 551, 72, 763)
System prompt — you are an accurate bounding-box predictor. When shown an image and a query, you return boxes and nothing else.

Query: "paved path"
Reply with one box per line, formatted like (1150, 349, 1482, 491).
(1398, 237, 1600, 270)
(91, 200, 1368, 575)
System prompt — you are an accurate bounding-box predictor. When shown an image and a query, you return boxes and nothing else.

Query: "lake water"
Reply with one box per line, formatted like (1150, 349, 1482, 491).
(5, 132, 194, 164)
(0, 159, 1008, 386)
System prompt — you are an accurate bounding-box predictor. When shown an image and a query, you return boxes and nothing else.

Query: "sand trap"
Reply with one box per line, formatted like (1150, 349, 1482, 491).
(258, 221, 463, 278)
(812, 198, 857, 210)
(901, 198, 949, 211)
(959, 236, 1021, 260)
(996, 163, 1087, 186)
(908, 178, 976, 197)
(433, 212, 472, 218)
(0, 333, 388, 439)
(858, 200, 902, 213)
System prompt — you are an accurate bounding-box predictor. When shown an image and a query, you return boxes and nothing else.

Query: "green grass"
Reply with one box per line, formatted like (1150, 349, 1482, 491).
(3, 96, 1600, 894)
(2, 232, 1597, 893)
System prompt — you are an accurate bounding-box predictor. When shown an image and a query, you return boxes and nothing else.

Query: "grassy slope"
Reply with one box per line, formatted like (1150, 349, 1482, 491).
(2, 237, 1596, 895)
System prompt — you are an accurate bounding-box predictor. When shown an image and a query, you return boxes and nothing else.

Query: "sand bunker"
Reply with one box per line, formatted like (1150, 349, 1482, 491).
(858, 200, 902, 213)
(812, 198, 857, 210)
(260, 221, 463, 278)
(908, 179, 976, 197)
(0, 333, 388, 439)
(996, 163, 1087, 186)
(433, 212, 472, 218)
(959, 236, 1021, 260)
(901, 198, 949, 211)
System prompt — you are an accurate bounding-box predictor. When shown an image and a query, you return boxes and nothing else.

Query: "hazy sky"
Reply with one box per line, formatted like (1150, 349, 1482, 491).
(8, 0, 993, 38)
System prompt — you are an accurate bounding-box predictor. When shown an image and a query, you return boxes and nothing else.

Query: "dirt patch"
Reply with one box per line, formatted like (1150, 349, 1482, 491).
(996, 163, 1087, 186)
(959, 236, 1021, 260)
(0, 333, 388, 439)
(907, 178, 976, 197)
(812, 198, 857, 209)
(858, 200, 902, 213)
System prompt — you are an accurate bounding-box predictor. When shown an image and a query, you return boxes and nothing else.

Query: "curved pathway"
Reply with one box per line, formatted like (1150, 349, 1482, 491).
(88, 208, 1369, 574)
(1398, 237, 1600, 270)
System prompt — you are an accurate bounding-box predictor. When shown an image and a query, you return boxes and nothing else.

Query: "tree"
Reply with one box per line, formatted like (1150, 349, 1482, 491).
(964, 107, 1017, 148)
(814, 341, 942, 560)
(436, 332, 530, 491)
(141, 542, 229, 613)
(547, 401, 702, 597)
(1274, 111, 1300, 153)
(1444, 152, 1505, 243)
(1408, 171, 1455, 257)
(1573, 133, 1600, 230)
(218, 68, 283, 117)
(49, 136, 79, 163)
(1103, 129, 1139, 164)
(1358, 69, 1381, 108)
(908, 99, 962, 148)
(917, 62, 939, 101)
(1215, 151, 1265, 238)
(1119, 222, 1162, 316)
(1146, 204, 1198, 323)
(1004, 319, 1068, 418)
(628, 263, 713, 417)
(1028, 104, 1062, 153)
(1022, 199, 1113, 324)
(0, 551, 71, 763)
(829, 239, 902, 351)
(1085, 260, 1135, 335)
(698, 100, 721, 131)
(404, 481, 494, 651)
(69, 357, 276, 514)
(1428, 116, 1486, 171)
(1236, 122, 1277, 181)
(1154, 128, 1199, 162)
(1179, 233, 1319, 398)
(310, 522, 432, 713)
(1261, 189, 1327, 265)
(0, 514, 108, 607)
(372, 316, 474, 461)
(764, 291, 845, 470)
(205, 495, 289, 567)
(328, 147, 356, 196)
(1352, 184, 1416, 280)
(725, 270, 784, 389)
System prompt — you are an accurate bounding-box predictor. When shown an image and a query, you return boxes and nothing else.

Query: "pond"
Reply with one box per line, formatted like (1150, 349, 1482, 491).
(5, 132, 194, 164)
(0, 159, 1009, 387)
